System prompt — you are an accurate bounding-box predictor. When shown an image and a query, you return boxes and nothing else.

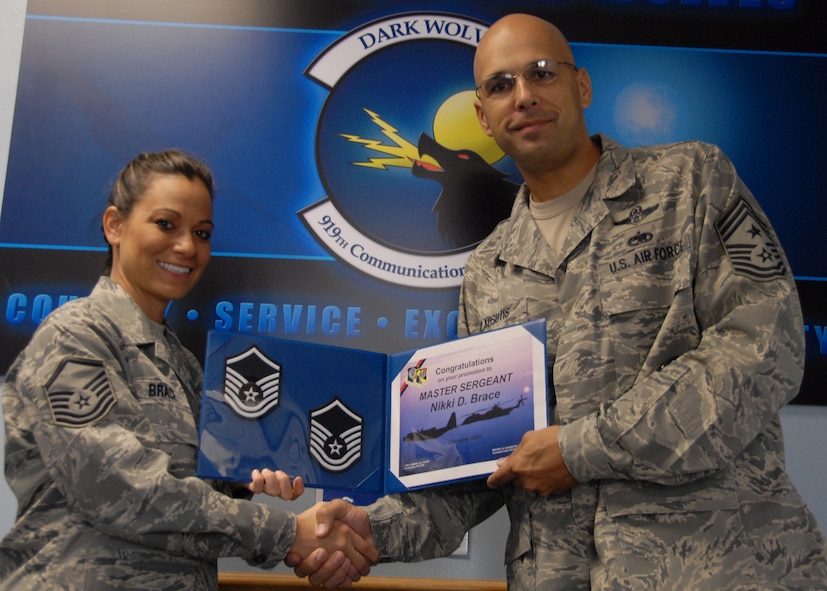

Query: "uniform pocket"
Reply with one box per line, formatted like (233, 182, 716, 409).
(603, 476, 738, 518)
(597, 478, 757, 591)
(134, 378, 198, 444)
(597, 227, 690, 319)
(598, 244, 697, 390)
(134, 378, 199, 477)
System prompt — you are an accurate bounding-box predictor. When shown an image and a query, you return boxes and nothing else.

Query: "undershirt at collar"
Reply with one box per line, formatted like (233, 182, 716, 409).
(528, 163, 597, 255)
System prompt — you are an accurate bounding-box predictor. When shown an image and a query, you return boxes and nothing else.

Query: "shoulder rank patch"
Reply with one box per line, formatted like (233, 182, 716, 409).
(46, 358, 116, 428)
(716, 194, 786, 281)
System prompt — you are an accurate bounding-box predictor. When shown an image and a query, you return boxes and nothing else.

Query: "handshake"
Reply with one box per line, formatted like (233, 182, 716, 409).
(247, 469, 377, 587)
(287, 499, 378, 588)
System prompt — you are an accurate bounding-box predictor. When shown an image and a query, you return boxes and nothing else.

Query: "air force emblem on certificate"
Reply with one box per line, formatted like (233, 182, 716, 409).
(223, 346, 282, 419)
(716, 195, 786, 281)
(46, 358, 116, 428)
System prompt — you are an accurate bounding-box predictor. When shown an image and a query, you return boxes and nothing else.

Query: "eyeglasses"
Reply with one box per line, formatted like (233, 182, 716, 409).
(476, 59, 578, 99)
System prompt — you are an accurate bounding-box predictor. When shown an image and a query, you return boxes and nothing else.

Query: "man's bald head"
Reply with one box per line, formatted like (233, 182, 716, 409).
(474, 14, 574, 85)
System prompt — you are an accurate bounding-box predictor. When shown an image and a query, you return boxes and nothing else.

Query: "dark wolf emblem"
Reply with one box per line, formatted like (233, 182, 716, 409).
(223, 346, 282, 419)
(413, 133, 519, 247)
(309, 398, 363, 473)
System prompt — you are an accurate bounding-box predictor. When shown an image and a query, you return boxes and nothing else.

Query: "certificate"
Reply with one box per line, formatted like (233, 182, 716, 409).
(196, 320, 547, 493)
(386, 320, 546, 492)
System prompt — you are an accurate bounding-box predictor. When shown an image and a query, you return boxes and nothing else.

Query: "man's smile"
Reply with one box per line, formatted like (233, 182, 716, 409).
(509, 115, 555, 133)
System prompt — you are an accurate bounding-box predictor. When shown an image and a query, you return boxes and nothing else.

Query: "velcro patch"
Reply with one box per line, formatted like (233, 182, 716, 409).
(716, 195, 786, 281)
(223, 346, 282, 420)
(310, 398, 363, 473)
(46, 358, 116, 428)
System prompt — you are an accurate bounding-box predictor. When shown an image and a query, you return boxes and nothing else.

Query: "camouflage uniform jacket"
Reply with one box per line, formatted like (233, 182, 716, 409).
(0, 277, 295, 590)
(367, 136, 827, 590)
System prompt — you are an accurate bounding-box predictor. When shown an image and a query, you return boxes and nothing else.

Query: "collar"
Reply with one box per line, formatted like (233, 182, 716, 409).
(495, 134, 635, 273)
(588, 134, 638, 202)
(90, 276, 170, 348)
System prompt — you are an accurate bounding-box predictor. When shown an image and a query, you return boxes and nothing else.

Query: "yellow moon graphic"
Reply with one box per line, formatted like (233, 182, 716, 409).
(432, 90, 505, 165)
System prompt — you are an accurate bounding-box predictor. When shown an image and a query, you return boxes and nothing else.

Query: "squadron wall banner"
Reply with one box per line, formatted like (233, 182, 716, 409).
(1, 0, 826, 404)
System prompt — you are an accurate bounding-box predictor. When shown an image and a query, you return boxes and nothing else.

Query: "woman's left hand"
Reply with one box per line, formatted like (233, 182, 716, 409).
(246, 468, 304, 500)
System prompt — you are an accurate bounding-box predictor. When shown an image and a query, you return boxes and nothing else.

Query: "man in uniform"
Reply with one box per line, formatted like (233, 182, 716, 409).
(294, 13, 827, 590)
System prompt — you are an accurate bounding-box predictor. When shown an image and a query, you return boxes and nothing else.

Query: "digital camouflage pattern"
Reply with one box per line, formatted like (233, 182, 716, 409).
(367, 136, 827, 590)
(1, 277, 295, 590)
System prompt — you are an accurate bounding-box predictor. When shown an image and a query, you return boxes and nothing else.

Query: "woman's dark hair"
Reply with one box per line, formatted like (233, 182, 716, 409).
(103, 149, 214, 270)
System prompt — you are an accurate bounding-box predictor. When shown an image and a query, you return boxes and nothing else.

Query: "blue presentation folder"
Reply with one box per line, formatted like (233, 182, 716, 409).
(196, 319, 547, 494)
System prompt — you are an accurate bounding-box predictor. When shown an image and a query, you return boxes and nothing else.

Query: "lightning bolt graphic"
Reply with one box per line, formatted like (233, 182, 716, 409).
(341, 108, 437, 170)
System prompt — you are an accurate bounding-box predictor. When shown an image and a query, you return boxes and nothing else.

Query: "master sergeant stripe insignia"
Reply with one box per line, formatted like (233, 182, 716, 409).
(46, 358, 116, 428)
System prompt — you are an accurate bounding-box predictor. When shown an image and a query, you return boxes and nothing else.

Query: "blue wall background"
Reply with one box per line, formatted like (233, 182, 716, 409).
(1, 0, 826, 580)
